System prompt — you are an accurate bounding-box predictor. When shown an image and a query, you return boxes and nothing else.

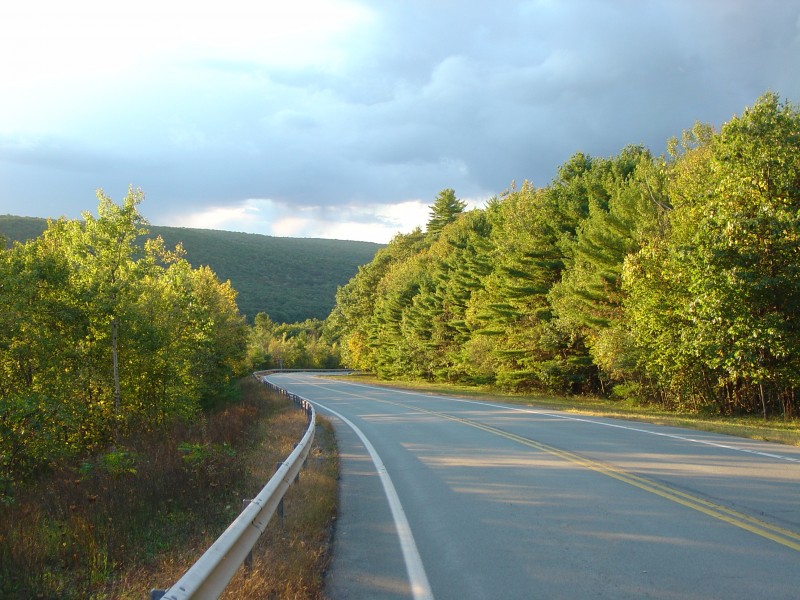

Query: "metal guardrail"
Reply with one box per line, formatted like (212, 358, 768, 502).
(151, 375, 315, 600)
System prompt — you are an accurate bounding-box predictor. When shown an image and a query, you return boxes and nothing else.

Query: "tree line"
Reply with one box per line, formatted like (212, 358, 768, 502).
(247, 313, 339, 370)
(326, 93, 800, 419)
(0, 216, 382, 323)
(0, 189, 249, 495)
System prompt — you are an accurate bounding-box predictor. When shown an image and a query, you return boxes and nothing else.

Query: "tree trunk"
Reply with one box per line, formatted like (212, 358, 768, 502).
(112, 315, 120, 443)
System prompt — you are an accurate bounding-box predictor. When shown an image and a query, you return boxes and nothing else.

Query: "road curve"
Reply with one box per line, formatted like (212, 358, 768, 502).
(266, 372, 800, 600)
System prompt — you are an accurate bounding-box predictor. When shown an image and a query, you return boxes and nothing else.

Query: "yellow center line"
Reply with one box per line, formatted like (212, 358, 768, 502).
(310, 381, 800, 553)
(443, 410, 800, 552)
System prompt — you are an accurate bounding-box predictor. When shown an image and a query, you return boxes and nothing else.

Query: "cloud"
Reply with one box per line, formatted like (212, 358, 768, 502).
(1, 1, 799, 241)
(161, 196, 486, 244)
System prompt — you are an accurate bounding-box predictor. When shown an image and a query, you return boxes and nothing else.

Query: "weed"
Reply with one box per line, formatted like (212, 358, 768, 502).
(0, 377, 337, 599)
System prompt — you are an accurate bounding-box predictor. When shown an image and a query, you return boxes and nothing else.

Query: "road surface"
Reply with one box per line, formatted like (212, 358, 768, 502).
(266, 372, 800, 599)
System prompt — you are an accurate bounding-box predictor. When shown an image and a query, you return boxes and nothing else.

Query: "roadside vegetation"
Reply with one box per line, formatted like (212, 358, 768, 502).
(326, 92, 800, 423)
(247, 313, 341, 371)
(0, 376, 337, 599)
(0, 190, 249, 504)
(345, 374, 800, 446)
(0, 194, 338, 598)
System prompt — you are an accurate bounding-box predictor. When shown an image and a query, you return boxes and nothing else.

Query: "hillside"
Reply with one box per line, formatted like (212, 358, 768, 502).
(0, 215, 381, 322)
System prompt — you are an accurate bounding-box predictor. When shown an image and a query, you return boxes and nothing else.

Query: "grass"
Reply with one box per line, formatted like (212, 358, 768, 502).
(341, 374, 800, 447)
(0, 377, 338, 599)
(219, 416, 337, 599)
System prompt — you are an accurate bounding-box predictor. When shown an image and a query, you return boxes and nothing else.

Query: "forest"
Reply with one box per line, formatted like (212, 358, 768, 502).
(326, 93, 800, 419)
(0, 216, 381, 323)
(0, 191, 250, 497)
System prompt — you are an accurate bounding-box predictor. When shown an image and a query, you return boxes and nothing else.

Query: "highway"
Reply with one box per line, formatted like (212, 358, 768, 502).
(266, 372, 800, 599)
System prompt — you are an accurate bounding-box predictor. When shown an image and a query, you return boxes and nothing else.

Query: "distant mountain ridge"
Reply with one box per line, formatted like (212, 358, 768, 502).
(0, 215, 381, 323)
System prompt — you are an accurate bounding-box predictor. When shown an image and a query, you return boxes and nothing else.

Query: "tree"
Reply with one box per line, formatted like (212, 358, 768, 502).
(549, 147, 669, 392)
(326, 228, 426, 370)
(427, 188, 467, 238)
(0, 188, 253, 491)
(0, 233, 90, 483)
(51, 187, 149, 440)
(468, 158, 600, 393)
(425, 209, 493, 382)
(248, 312, 277, 368)
(247, 315, 339, 370)
(625, 93, 800, 416)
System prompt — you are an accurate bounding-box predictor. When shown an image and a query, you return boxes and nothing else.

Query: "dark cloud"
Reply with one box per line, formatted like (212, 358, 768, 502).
(1, 0, 799, 240)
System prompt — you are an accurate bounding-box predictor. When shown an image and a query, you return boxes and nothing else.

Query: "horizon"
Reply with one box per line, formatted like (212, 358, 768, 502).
(3, 2, 798, 244)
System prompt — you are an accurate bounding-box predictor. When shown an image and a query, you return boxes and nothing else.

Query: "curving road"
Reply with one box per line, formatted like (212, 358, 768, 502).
(266, 372, 800, 599)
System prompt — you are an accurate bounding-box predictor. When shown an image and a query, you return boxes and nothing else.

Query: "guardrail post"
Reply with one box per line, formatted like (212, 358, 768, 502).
(292, 445, 301, 483)
(150, 590, 166, 600)
(275, 462, 285, 526)
(242, 498, 254, 575)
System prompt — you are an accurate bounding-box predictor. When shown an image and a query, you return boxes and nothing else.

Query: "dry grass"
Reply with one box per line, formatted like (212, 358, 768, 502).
(219, 417, 337, 599)
(0, 377, 338, 599)
(341, 374, 800, 446)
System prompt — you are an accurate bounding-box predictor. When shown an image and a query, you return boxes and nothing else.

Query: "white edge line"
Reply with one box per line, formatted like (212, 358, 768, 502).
(338, 380, 800, 465)
(309, 399, 435, 600)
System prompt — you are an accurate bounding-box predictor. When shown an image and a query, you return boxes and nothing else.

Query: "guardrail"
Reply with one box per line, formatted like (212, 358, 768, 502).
(150, 375, 315, 600)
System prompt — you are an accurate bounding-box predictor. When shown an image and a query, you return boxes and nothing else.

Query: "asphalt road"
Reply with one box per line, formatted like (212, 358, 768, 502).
(266, 372, 800, 599)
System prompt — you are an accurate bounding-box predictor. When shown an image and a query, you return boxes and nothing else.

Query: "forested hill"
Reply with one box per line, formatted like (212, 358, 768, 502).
(0, 215, 381, 322)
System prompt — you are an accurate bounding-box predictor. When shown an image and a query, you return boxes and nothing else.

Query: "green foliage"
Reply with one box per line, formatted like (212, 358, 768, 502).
(0, 217, 381, 323)
(426, 188, 467, 238)
(549, 146, 670, 387)
(247, 314, 340, 370)
(0, 189, 248, 491)
(0, 394, 81, 500)
(80, 448, 139, 478)
(327, 92, 800, 418)
(326, 227, 426, 371)
(624, 92, 800, 415)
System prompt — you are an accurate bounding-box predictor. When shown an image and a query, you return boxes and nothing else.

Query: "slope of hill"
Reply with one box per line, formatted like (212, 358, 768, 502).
(0, 215, 381, 322)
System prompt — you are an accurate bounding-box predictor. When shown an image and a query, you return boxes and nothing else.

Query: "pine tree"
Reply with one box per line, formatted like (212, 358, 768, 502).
(427, 188, 467, 238)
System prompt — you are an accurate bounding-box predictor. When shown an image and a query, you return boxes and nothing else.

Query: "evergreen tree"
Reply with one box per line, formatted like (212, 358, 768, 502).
(427, 188, 467, 238)
(326, 228, 426, 371)
(549, 147, 669, 393)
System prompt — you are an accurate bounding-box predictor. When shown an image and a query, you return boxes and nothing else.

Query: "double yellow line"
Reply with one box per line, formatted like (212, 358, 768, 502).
(379, 396, 800, 553)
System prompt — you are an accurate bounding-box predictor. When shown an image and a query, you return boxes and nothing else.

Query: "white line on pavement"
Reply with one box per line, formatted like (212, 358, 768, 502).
(310, 399, 435, 600)
(342, 380, 800, 464)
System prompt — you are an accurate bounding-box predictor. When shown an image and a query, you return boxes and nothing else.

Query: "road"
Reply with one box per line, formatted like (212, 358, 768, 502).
(266, 372, 800, 599)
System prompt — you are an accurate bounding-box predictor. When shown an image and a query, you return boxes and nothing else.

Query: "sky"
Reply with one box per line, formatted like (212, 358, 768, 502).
(1, 1, 799, 244)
